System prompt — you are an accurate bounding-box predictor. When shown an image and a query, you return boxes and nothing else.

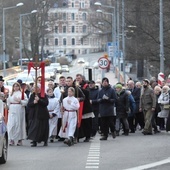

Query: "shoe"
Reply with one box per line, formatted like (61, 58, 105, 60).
(154, 130, 160, 134)
(73, 138, 78, 144)
(44, 142, 48, 146)
(111, 132, 116, 139)
(129, 130, 135, 133)
(67, 137, 74, 146)
(58, 138, 65, 141)
(100, 136, 107, 140)
(17, 140, 22, 146)
(142, 131, 152, 135)
(64, 139, 68, 144)
(50, 139, 54, 143)
(31, 141, 37, 147)
(116, 131, 119, 136)
(84, 138, 90, 142)
(9, 140, 15, 146)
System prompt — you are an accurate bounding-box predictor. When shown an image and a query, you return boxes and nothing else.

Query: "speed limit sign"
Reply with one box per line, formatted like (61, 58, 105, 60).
(98, 57, 110, 69)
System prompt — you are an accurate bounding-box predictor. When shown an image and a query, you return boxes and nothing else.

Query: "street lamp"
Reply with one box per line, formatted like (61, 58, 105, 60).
(2, 2, 24, 77)
(95, 2, 117, 74)
(19, 10, 37, 70)
(96, 9, 116, 69)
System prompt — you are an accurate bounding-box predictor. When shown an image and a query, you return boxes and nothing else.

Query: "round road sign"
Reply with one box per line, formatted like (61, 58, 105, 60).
(98, 57, 110, 69)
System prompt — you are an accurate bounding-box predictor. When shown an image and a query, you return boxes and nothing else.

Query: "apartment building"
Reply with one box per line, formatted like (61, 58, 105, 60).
(43, 0, 106, 55)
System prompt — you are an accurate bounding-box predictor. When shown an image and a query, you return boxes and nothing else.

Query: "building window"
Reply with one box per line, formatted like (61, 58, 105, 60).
(80, 2, 85, 8)
(55, 39, 58, 46)
(72, 38, 75, 45)
(71, 13, 75, 20)
(63, 13, 66, 20)
(54, 13, 58, 18)
(82, 25, 87, 33)
(55, 26, 58, 33)
(72, 26, 75, 33)
(45, 38, 49, 45)
(63, 38, 67, 45)
(72, 3, 74, 7)
(81, 38, 83, 45)
(63, 2, 67, 7)
(82, 13, 86, 21)
(63, 26, 66, 33)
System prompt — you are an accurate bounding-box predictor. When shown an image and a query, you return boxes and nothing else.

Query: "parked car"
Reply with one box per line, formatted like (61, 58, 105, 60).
(50, 63, 62, 74)
(77, 58, 85, 63)
(45, 66, 56, 80)
(0, 103, 8, 164)
(61, 65, 69, 72)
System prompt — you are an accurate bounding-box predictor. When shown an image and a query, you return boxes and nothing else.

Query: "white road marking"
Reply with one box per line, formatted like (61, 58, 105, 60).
(125, 157, 170, 170)
(85, 139, 100, 169)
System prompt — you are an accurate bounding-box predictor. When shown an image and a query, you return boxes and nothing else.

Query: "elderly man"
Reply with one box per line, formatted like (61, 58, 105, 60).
(127, 80, 144, 132)
(139, 79, 156, 135)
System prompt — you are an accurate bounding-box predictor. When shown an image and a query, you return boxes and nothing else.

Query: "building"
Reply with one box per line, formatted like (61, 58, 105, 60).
(43, 0, 106, 55)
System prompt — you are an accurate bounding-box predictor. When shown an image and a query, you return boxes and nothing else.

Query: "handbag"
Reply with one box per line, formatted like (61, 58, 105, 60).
(163, 104, 170, 110)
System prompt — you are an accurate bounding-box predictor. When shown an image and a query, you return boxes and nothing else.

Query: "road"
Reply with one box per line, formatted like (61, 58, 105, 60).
(1, 131, 170, 170)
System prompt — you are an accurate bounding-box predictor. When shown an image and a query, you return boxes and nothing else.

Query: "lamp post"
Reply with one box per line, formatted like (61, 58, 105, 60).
(159, 0, 164, 73)
(19, 10, 37, 70)
(95, 2, 116, 73)
(2, 2, 24, 77)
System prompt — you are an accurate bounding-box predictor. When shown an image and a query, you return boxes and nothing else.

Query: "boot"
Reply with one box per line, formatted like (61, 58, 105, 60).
(124, 129, 129, 136)
(31, 141, 37, 147)
(44, 141, 48, 146)
(100, 136, 107, 140)
(111, 131, 116, 139)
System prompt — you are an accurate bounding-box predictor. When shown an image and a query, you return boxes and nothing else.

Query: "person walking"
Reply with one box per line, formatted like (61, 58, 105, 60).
(89, 80, 99, 137)
(7, 82, 28, 146)
(97, 77, 117, 140)
(47, 88, 60, 142)
(115, 84, 130, 136)
(139, 79, 156, 135)
(59, 87, 80, 146)
(27, 84, 49, 147)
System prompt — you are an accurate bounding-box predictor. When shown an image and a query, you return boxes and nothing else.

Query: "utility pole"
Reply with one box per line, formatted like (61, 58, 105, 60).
(160, 0, 164, 73)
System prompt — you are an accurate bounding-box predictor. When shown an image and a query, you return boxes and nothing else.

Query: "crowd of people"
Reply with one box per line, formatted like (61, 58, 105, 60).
(0, 73, 170, 147)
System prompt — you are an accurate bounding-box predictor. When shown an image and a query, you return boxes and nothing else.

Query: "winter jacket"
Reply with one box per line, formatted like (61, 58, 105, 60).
(89, 86, 99, 112)
(97, 85, 116, 117)
(115, 89, 129, 118)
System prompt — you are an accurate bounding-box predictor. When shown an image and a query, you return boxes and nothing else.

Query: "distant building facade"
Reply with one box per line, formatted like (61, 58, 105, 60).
(43, 0, 106, 55)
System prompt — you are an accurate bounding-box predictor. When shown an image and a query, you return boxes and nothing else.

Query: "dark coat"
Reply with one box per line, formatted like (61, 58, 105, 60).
(129, 87, 141, 113)
(27, 93, 49, 142)
(128, 94, 136, 117)
(115, 89, 129, 118)
(89, 86, 99, 112)
(97, 85, 116, 117)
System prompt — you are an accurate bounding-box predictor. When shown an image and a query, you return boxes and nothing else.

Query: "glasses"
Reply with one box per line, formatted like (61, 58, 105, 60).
(14, 85, 19, 87)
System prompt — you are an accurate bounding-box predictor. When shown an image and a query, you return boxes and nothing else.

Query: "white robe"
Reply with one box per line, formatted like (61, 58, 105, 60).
(47, 97, 60, 137)
(7, 91, 28, 142)
(54, 86, 63, 118)
(59, 96, 80, 138)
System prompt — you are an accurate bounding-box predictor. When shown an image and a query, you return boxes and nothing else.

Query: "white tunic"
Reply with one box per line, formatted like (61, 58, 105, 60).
(59, 96, 80, 138)
(7, 91, 28, 142)
(47, 97, 60, 137)
(54, 86, 63, 118)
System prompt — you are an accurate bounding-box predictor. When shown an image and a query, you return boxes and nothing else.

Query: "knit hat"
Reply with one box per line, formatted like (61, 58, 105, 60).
(115, 84, 123, 89)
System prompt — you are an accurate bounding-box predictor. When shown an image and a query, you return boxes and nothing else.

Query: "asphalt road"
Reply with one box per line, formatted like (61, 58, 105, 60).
(1, 130, 170, 170)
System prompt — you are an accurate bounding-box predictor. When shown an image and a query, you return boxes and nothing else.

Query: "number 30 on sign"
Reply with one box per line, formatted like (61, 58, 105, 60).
(98, 57, 110, 69)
